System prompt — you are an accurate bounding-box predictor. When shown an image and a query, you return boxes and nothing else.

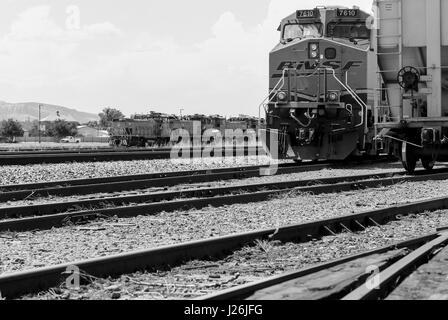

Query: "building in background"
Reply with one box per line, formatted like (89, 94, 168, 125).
(77, 126, 110, 138)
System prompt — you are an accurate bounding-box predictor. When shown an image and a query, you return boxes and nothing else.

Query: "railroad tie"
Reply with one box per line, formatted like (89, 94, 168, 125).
(324, 226, 337, 236)
(339, 223, 352, 233)
(354, 220, 366, 230)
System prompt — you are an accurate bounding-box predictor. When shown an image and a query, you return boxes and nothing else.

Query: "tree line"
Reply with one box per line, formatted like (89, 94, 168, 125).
(0, 107, 125, 142)
(0, 119, 78, 142)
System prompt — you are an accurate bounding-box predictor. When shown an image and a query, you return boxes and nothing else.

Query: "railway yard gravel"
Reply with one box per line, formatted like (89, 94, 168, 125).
(2, 178, 448, 276)
(0, 156, 279, 185)
(0, 162, 408, 209)
(0, 142, 110, 151)
(21, 210, 448, 300)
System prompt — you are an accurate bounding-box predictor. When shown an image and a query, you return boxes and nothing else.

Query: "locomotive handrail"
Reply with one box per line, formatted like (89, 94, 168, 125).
(259, 67, 367, 129)
(290, 109, 312, 128)
(323, 67, 366, 129)
(258, 68, 289, 124)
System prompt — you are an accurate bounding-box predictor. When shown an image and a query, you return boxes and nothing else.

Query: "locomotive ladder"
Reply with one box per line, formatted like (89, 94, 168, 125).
(374, 0, 404, 124)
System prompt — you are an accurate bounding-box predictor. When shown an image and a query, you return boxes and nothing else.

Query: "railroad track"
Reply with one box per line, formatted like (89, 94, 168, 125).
(0, 146, 263, 165)
(0, 166, 446, 232)
(2, 194, 448, 299)
(0, 157, 394, 196)
(201, 228, 448, 300)
(0, 161, 330, 198)
(0, 145, 262, 154)
(0, 148, 117, 155)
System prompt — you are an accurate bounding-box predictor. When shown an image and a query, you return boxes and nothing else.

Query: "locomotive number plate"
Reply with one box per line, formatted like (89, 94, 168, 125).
(297, 10, 315, 18)
(337, 9, 359, 17)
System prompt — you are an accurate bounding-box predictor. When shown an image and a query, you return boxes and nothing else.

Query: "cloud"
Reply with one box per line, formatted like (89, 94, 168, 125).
(0, 1, 373, 116)
(7, 6, 63, 41)
(120, 0, 373, 116)
(97, 11, 272, 116)
(83, 22, 123, 38)
(0, 5, 123, 89)
(6, 5, 122, 42)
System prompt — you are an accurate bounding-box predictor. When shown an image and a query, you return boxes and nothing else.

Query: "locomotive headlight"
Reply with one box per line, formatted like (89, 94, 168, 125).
(308, 42, 319, 59)
(277, 91, 288, 102)
(327, 91, 339, 102)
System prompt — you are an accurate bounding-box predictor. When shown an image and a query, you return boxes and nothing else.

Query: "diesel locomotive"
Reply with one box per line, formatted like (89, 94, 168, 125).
(263, 6, 379, 161)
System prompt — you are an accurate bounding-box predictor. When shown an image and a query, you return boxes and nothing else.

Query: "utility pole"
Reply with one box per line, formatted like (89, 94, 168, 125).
(180, 108, 184, 119)
(38, 104, 42, 144)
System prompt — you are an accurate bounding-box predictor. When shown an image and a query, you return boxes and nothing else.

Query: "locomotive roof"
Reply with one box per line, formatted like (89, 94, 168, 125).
(278, 5, 370, 31)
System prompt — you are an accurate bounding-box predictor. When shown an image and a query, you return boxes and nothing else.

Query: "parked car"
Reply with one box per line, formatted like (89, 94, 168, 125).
(60, 136, 81, 143)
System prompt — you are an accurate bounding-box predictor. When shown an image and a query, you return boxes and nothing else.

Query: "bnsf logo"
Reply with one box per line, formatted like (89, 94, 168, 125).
(277, 60, 363, 71)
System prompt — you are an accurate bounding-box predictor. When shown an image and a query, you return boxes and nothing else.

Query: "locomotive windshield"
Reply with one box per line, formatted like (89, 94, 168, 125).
(327, 22, 370, 39)
(283, 23, 322, 41)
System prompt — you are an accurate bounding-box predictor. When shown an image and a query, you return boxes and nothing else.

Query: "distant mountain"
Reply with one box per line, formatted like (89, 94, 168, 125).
(0, 101, 99, 124)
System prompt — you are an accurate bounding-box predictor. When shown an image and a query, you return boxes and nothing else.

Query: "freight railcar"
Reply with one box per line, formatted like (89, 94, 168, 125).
(109, 114, 201, 147)
(110, 112, 265, 147)
(374, 0, 448, 172)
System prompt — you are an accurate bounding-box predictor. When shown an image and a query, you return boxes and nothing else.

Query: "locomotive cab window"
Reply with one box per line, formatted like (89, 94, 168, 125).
(282, 23, 322, 41)
(327, 23, 370, 40)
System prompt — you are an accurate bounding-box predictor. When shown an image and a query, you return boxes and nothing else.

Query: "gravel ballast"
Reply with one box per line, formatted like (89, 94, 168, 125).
(0, 156, 278, 185)
(2, 178, 448, 275)
(21, 210, 448, 300)
(0, 162, 406, 209)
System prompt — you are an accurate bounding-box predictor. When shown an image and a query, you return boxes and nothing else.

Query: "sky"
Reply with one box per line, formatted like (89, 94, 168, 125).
(0, 0, 373, 117)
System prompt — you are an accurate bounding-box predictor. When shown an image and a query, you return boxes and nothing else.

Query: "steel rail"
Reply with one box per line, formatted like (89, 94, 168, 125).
(0, 163, 285, 192)
(342, 231, 448, 300)
(1, 169, 400, 218)
(2, 169, 448, 232)
(0, 146, 263, 165)
(0, 148, 136, 155)
(0, 162, 330, 201)
(1, 196, 445, 299)
(0, 157, 395, 200)
(0, 146, 242, 154)
(199, 233, 439, 300)
(0, 146, 259, 155)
